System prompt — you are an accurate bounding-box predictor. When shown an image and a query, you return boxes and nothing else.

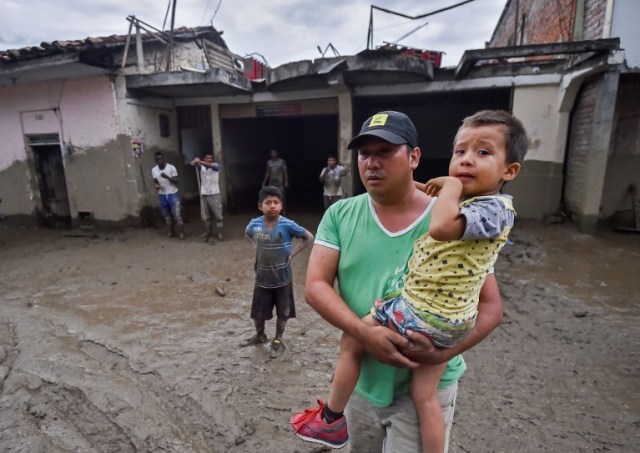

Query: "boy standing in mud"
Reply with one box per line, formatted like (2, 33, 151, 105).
(242, 186, 314, 358)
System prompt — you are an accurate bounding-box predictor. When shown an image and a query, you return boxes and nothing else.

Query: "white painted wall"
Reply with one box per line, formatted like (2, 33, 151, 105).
(512, 84, 564, 163)
(112, 75, 180, 214)
(113, 76, 178, 152)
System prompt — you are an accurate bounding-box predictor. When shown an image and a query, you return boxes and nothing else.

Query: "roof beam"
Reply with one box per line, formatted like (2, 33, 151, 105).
(455, 38, 620, 79)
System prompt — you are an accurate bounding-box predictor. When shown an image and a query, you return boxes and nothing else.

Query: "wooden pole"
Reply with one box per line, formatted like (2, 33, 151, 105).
(166, 0, 177, 72)
(121, 19, 134, 68)
(135, 25, 144, 73)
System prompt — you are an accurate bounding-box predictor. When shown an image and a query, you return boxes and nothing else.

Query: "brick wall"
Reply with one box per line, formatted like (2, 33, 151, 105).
(564, 77, 599, 213)
(489, 0, 609, 47)
(583, 0, 607, 39)
(491, 0, 518, 46)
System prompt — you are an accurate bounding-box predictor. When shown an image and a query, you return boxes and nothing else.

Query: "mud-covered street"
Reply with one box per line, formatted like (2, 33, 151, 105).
(1, 216, 639, 452)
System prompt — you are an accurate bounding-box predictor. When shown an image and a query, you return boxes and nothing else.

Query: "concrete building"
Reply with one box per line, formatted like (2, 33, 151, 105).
(489, 0, 640, 232)
(0, 25, 238, 227)
(1, 3, 636, 232)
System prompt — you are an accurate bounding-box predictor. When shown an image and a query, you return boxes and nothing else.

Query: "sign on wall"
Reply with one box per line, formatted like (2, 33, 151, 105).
(256, 103, 302, 117)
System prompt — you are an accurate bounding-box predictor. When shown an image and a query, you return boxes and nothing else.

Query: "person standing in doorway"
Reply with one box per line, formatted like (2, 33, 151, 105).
(319, 155, 347, 210)
(262, 149, 289, 201)
(191, 153, 224, 242)
(152, 151, 184, 239)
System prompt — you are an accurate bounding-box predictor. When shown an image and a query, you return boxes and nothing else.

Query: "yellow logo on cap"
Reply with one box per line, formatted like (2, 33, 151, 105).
(369, 113, 388, 127)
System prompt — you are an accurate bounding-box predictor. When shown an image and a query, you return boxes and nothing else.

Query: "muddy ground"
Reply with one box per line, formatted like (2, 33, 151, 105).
(0, 213, 639, 452)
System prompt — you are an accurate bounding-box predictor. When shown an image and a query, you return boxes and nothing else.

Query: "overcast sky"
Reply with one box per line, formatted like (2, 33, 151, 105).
(1, 0, 507, 68)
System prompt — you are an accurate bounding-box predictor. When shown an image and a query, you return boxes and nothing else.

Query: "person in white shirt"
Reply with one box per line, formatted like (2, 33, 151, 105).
(191, 153, 224, 241)
(151, 151, 184, 239)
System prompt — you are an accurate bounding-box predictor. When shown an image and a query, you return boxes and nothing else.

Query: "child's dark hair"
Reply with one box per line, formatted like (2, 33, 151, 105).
(259, 186, 283, 204)
(456, 110, 528, 164)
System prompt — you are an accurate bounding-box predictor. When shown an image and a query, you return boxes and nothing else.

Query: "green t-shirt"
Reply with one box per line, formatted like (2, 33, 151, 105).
(315, 193, 467, 407)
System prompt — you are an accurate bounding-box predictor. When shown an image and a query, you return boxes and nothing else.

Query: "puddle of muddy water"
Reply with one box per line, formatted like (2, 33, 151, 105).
(512, 221, 640, 314)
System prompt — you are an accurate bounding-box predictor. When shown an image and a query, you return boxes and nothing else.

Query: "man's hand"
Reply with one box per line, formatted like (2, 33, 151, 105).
(191, 157, 201, 166)
(358, 323, 421, 369)
(399, 329, 452, 365)
(385, 322, 447, 366)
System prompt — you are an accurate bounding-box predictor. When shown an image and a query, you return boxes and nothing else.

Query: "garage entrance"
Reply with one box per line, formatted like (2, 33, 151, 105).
(221, 114, 338, 214)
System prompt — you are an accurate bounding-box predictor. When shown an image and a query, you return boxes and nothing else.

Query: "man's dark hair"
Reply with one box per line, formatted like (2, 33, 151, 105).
(328, 154, 337, 160)
(154, 151, 164, 158)
(455, 110, 529, 164)
(259, 186, 283, 204)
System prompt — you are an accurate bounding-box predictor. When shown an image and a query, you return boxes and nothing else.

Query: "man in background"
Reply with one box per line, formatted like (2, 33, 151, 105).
(191, 153, 224, 242)
(152, 151, 184, 239)
(319, 155, 347, 210)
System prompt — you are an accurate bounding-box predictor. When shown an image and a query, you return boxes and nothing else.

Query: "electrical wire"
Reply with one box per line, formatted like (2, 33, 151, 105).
(208, 0, 222, 25)
(200, 0, 213, 26)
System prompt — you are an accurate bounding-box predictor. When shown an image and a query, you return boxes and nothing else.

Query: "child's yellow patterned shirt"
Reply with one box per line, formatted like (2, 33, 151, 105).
(402, 195, 515, 324)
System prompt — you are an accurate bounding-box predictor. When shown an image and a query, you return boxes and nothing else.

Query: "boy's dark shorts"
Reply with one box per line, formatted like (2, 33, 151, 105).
(250, 282, 296, 321)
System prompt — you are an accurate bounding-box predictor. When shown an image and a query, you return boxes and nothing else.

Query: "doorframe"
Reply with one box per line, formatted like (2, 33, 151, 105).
(25, 133, 72, 227)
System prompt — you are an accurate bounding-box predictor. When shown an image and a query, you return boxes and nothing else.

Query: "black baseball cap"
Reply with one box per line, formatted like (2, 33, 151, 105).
(348, 111, 418, 149)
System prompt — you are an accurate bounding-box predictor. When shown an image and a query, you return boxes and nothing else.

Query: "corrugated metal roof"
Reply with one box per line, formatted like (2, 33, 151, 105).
(0, 26, 226, 63)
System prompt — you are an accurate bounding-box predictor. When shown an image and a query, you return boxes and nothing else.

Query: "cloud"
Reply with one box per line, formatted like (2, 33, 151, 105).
(0, 0, 507, 67)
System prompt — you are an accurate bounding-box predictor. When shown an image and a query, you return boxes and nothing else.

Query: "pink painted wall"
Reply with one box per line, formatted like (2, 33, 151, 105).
(0, 75, 118, 170)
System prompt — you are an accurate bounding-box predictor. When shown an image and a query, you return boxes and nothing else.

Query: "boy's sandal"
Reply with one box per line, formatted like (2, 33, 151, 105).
(239, 334, 267, 347)
(269, 338, 286, 358)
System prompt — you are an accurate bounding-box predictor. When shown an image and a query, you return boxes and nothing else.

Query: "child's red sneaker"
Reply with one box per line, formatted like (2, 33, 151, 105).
(289, 399, 349, 449)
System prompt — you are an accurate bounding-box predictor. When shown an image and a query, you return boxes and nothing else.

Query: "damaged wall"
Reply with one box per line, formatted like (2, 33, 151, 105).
(564, 72, 619, 231)
(112, 76, 180, 221)
(119, 40, 214, 75)
(0, 76, 127, 223)
(601, 76, 640, 219)
(0, 73, 181, 225)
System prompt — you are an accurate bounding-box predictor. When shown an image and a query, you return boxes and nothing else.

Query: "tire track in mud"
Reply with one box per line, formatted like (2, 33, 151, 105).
(0, 321, 251, 452)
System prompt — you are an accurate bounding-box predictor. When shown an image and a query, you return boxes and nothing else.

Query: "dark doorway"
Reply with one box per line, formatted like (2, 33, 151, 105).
(32, 144, 71, 227)
(221, 114, 338, 214)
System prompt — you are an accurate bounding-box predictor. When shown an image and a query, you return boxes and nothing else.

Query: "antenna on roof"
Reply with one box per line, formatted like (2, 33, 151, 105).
(366, 0, 477, 49)
(317, 43, 340, 58)
(393, 21, 429, 45)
